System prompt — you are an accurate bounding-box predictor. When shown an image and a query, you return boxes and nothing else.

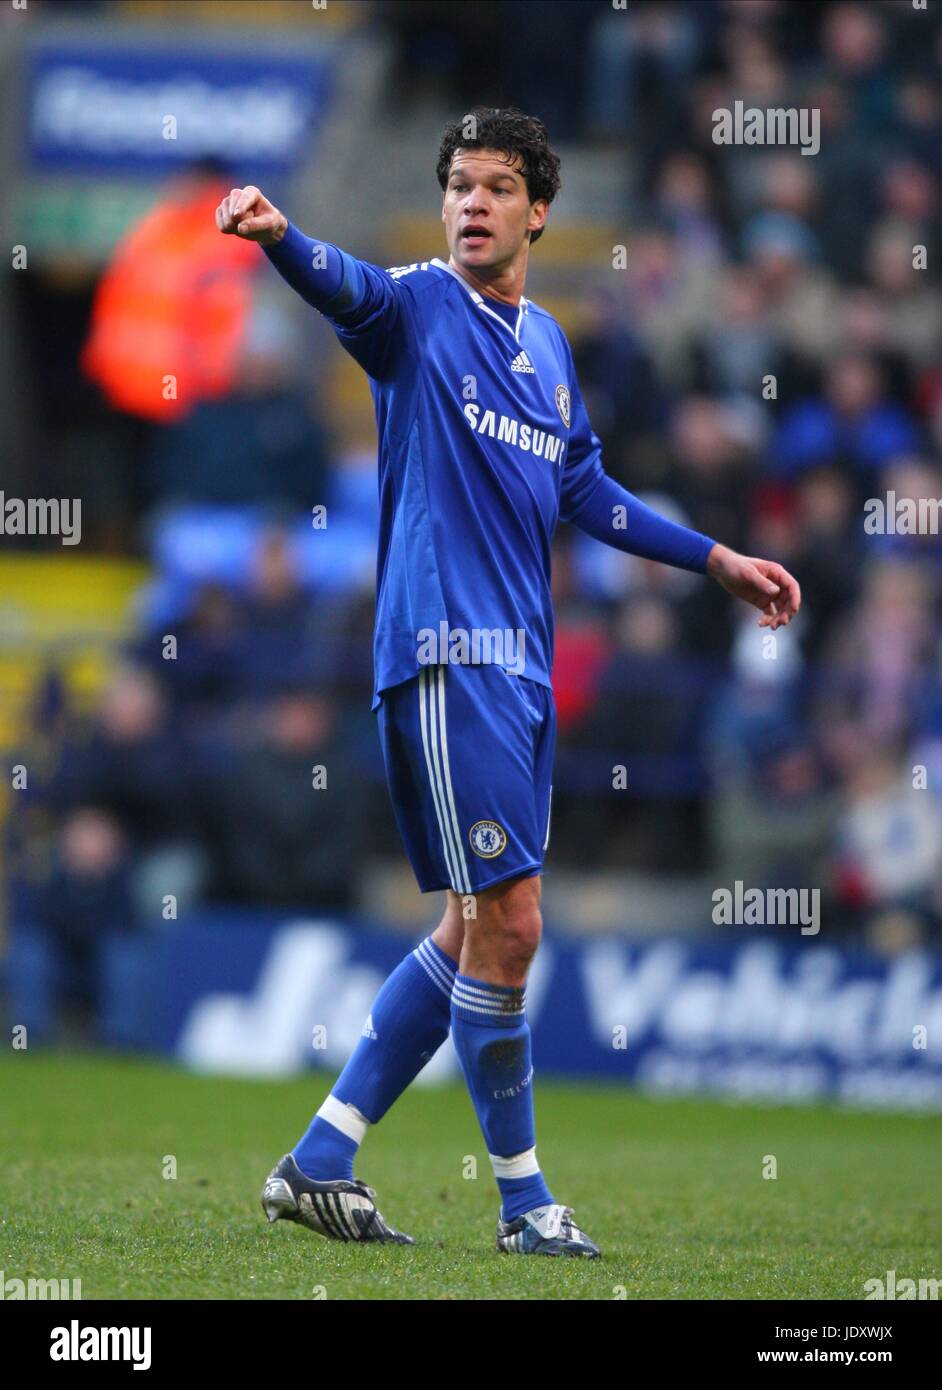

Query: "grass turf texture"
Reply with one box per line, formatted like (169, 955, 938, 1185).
(2, 1051, 939, 1300)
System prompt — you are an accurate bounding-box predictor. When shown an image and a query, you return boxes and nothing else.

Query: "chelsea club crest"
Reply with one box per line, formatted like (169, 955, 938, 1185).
(469, 820, 508, 858)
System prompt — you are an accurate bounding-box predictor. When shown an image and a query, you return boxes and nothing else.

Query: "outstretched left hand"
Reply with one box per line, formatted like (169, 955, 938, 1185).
(705, 544, 801, 631)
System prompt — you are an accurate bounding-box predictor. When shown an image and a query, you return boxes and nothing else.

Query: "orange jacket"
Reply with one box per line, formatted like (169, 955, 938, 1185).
(82, 181, 259, 422)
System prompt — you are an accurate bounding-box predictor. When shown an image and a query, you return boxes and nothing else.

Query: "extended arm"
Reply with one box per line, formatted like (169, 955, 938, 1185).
(215, 185, 407, 374)
(262, 223, 349, 311)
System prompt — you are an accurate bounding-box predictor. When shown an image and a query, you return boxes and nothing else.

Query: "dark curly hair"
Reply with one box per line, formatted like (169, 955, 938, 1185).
(436, 107, 561, 244)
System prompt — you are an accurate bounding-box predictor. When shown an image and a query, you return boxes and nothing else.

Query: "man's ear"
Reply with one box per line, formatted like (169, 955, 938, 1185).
(527, 198, 549, 241)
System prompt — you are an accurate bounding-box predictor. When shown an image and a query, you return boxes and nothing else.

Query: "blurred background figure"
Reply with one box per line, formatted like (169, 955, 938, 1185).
(205, 686, 366, 911)
(6, 806, 148, 1048)
(78, 160, 260, 524)
(81, 159, 259, 425)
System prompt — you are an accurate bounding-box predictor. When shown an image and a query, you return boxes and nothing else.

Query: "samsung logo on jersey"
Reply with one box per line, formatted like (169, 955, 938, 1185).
(462, 404, 565, 465)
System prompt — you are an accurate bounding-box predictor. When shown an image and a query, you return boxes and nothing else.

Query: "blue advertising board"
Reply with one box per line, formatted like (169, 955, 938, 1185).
(25, 42, 333, 175)
(150, 909, 942, 1111)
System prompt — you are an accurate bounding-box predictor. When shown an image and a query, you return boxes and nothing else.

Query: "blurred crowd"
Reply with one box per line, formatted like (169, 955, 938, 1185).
(7, 0, 942, 1044)
(550, 0, 942, 948)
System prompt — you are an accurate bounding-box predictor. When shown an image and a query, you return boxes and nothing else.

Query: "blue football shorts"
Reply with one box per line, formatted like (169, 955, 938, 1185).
(375, 662, 556, 894)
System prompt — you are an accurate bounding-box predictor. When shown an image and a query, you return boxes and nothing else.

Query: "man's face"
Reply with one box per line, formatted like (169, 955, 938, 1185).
(442, 147, 547, 271)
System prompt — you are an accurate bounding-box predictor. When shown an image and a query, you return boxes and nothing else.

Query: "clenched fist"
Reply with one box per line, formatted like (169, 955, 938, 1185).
(215, 185, 287, 246)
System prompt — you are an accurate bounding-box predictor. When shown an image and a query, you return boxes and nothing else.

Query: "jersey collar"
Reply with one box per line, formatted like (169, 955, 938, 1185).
(431, 257, 528, 344)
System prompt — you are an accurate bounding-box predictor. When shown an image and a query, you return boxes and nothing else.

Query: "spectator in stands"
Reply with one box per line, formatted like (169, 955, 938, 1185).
(571, 290, 668, 487)
(708, 730, 837, 899)
(870, 456, 942, 575)
(6, 807, 154, 1048)
(238, 526, 339, 697)
(623, 223, 719, 382)
(741, 211, 843, 368)
(687, 265, 791, 401)
(145, 298, 330, 509)
(652, 151, 725, 263)
(140, 581, 250, 724)
(81, 159, 258, 427)
(562, 593, 709, 871)
(819, 2, 897, 136)
(773, 353, 921, 480)
(865, 217, 942, 374)
(832, 742, 942, 937)
(205, 685, 366, 910)
(550, 535, 613, 737)
(584, 0, 707, 148)
(787, 467, 860, 660)
(52, 664, 207, 915)
(814, 560, 938, 775)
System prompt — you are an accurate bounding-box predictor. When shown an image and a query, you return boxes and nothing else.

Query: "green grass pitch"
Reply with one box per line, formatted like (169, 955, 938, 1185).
(2, 1051, 939, 1300)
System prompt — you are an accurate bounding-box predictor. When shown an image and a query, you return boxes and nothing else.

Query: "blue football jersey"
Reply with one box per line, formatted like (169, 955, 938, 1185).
(320, 255, 607, 708)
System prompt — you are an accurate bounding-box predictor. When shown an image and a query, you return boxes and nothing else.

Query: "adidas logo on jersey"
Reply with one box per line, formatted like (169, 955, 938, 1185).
(386, 262, 430, 280)
(510, 350, 535, 374)
(362, 1014, 378, 1040)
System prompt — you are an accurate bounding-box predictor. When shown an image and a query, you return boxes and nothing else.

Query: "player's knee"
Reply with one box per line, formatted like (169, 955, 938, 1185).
(491, 883, 542, 966)
(463, 876, 542, 978)
(499, 902, 542, 969)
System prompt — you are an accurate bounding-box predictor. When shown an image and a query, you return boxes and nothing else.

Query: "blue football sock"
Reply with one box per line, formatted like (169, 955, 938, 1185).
(291, 1112, 360, 1183)
(292, 936, 457, 1181)
(450, 972, 555, 1223)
